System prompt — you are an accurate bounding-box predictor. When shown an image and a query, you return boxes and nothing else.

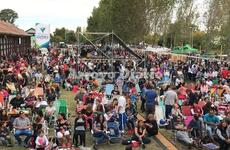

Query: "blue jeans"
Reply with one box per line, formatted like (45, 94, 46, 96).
(93, 131, 109, 141)
(206, 125, 215, 139)
(14, 129, 32, 144)
(119, 113, 127, 131)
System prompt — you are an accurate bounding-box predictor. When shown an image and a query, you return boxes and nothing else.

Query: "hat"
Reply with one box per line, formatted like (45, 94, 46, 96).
(19, 111, 24, 115)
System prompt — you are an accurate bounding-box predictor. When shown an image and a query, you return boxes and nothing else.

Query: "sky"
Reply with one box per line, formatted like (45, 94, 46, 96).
(0, 0, 208, 33)
(0, 0, 100, 32)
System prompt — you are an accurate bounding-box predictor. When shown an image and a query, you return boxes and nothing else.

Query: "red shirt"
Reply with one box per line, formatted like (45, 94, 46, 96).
(221, 70, 229, 79)
(192, 105, 203, 116)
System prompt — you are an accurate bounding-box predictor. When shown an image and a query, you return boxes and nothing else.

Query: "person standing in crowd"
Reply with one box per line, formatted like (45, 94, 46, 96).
(118, 92, 127, 132)
(73, 112, 86, 148)
(145, 83, 157, 115)
(164, 85, 178, 119)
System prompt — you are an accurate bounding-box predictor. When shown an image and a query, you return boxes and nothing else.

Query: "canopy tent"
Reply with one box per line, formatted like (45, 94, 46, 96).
(172, 44, 198, 54)
(145, 46, 171, 53)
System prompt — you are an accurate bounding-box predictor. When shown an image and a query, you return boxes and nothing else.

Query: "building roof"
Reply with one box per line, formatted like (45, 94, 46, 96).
(0, 21, 30, 36)
(26, 28, 35, 35)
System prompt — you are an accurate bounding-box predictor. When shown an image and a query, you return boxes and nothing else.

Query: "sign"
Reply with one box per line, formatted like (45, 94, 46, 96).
(35, 23, 50, 48)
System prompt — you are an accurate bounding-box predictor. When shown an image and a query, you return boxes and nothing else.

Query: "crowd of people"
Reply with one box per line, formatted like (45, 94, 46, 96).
(0, 45, 229, 150)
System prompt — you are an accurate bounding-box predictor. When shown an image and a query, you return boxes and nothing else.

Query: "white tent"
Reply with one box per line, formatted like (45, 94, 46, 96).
(145, 46, 171, 53)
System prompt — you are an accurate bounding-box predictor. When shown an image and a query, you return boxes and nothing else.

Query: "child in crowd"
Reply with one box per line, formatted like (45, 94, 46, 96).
(35, 130, 49, 150)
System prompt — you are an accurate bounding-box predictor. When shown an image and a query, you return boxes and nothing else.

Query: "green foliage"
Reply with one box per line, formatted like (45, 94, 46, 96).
(86, 0, 229, 53)
(0, 9, 18, 24)
(65, 30, 76, 44)
(52, 27, 66, 42)
(51, 28, 76, 43)
(87, 0, 149, 42)
(144, 34, 160, 45)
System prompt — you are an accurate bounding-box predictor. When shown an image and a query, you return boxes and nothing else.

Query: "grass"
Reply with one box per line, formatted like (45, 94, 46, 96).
(60, 90, 164, 150)
(0, 89, 182, 150)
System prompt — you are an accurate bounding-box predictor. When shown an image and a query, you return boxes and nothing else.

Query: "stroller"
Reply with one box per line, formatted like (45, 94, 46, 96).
(107, 121, 121, 143)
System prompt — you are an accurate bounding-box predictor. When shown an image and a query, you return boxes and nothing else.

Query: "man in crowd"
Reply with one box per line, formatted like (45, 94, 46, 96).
(118, 91, 127, 133)
(204, 107, 220, 141)
(10, 93, 24, 109)
(145, 83, 157, 115)
(13, 111, 32, 147)
(164, 85, 178, 119)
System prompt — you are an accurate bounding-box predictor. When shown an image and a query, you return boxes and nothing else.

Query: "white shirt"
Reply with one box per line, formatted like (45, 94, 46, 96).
(224, 94, 230, 102)
(206, 80, 213, 87)
(45, 106, 56, 115)
(118, 96, 126, 114)
(212, 71, 218, 78)
(35, 135, 48, 148)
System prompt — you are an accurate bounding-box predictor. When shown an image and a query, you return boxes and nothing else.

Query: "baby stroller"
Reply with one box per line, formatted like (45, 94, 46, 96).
(107, 121, 121, 143)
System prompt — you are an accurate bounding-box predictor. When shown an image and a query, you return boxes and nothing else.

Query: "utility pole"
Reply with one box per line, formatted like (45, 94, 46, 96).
(190, 26, 194, 47)
(76, 29, 80, 76)
(221, 44, 223, 60)
(170, 33, 173, 49)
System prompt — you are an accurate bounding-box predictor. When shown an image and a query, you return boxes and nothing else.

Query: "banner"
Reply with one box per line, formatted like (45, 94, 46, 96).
(35, 23, 50, 48)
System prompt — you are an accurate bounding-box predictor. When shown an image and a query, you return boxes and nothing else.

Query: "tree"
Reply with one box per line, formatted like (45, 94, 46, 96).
(205, 0, 230, 53)
(76, 26, 82, 33)
(66, 30, 76, 44)
(51, 34, 63, 43)
(52, 28, 66, 42)
(144, 34, 160, 45)
(192, 31, 205, 49)
(0, 9, 18, 24)
(87, 0, 149, 42)
(146, 0, 177, 34)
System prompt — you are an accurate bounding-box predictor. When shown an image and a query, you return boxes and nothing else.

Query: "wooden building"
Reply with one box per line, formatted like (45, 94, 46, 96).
(26, 28, 36, 48)
(0, 21, 31, 58)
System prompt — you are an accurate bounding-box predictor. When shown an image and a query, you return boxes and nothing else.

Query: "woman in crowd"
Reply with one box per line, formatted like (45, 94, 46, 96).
(93, 114, 110, 142)
(132, 120, 150, 149)
(33, 115, 44, 141)
(73, 112, 86, 147)
(216, 120, 230, 150)
(56, 113, 71, 148)
(144, 114, 158, 137)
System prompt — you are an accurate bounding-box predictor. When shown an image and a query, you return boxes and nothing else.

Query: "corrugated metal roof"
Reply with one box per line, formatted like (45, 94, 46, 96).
(0, 21, 30, 36)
